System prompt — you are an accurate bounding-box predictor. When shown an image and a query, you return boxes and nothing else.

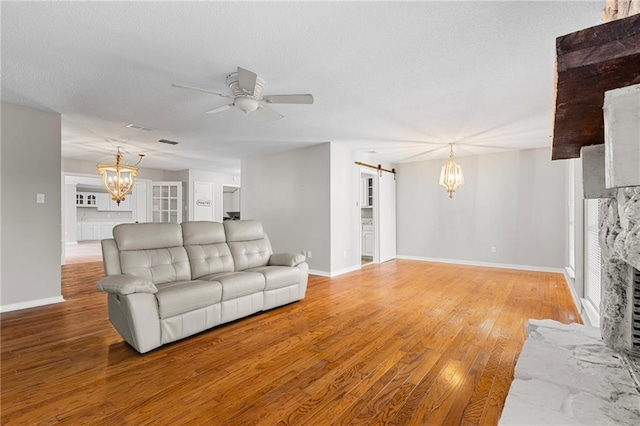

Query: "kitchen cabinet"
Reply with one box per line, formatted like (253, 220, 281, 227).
(100, 222, 115, 240)
(362, 224, 374, 256)
(80, 223, 101, 240)
(76, 192, 97, 207)
(77, 221, 128, 241)
(361, 177, 373, 207)
(96, 193, 110, 211)
(96, 192, 133, 211)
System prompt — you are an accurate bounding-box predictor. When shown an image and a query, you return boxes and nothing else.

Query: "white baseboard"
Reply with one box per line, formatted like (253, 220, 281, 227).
(581, 298, 601, 328)
(308, 269, 331, 277)
(562, 268, 585, 324)
(309, 264, 361, 278)
(396, 255, 564, 274)
(0, 296, 65, 313)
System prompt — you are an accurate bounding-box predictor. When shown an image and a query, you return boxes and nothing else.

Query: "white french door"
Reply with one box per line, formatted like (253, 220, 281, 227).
(152, 181, 182, 223)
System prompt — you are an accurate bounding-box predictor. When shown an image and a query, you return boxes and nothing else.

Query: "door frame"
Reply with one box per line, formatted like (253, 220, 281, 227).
(221, 184, 241, 221)
(359, 168, 379, 264)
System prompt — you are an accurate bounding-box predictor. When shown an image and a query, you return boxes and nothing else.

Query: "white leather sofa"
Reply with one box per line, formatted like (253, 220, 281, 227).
(96, 220, 308, 353)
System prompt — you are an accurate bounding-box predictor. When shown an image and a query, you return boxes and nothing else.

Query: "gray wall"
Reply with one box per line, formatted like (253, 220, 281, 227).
(242, 143, 331, 272)
(397, 148, 567, 269)
(1, 102, 62, 309)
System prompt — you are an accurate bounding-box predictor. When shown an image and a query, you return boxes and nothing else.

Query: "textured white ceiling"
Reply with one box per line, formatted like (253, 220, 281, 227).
(1, 1, 603, 173)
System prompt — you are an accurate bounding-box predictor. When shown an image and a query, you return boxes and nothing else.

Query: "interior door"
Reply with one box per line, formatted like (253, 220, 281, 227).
(377, 171, 396, 263)
(194, 181, 215, 221)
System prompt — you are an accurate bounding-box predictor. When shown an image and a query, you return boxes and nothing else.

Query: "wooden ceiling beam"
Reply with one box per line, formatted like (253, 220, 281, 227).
(551, 13, 640, 160)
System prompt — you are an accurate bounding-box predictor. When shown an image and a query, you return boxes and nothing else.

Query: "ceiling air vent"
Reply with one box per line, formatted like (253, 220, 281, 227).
(158, 139, 179, 146)
(126, 123, 153, 131)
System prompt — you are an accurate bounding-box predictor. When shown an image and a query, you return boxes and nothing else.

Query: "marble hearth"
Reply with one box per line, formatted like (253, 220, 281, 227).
(500, 320, 640, 425)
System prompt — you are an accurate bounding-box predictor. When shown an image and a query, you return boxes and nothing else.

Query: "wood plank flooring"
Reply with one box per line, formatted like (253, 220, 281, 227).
(1, 260, 580, 425)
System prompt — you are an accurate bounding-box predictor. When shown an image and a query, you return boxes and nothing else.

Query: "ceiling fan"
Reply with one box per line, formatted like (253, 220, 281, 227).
(172, 67, 314, 121)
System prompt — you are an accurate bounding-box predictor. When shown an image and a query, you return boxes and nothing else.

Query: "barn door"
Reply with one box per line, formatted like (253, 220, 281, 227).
(377, 171, 396, 263)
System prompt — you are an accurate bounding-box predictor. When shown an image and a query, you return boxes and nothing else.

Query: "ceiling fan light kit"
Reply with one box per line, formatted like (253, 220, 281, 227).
(234, 96, 259, 113)
(174, 66, 313, 121)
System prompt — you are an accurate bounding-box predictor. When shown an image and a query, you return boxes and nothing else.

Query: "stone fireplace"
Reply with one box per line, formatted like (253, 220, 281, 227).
(600, 186, 640, 353)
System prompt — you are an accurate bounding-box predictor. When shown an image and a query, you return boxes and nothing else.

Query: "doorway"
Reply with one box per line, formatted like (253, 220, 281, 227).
(360, 171, 376, 265)
(358, 165, 397, 267)
(221, 185, 241, 221)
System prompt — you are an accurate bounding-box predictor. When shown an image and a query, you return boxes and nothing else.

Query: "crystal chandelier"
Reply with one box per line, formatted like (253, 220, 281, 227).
(97, 148, 144, 205)
(439, 143, 464, 199)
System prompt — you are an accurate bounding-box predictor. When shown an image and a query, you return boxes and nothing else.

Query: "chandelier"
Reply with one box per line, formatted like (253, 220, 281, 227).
(439, 143, 464, 199)
(97, 148, 144, 205)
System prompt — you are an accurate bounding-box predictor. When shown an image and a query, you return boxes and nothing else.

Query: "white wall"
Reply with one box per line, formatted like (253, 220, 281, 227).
(1, 102, 63, 311)
(396, 148, 567, 270)
(242, 143, 331, 273)
(186, 169, 240, 222)
(64, 184, 78, 243)
(330, 143, 360, 273)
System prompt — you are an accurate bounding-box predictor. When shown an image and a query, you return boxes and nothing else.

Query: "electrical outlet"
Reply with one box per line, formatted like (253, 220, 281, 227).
(307, 251, 312, 259)
(491, 246, 497, 253)
(36, 193, 45, 204)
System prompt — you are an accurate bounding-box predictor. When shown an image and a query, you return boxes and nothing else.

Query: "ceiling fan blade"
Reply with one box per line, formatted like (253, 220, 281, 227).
(172, 83, 232, 98)
(206, 104, 235, 114)
(237, 67, 258, 96)
(255, 105, 283, 121)
(262, 94, 314, 104)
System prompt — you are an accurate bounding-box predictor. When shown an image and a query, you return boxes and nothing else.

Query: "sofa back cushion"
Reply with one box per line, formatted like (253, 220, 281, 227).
(113, 223, 191, 284)
(224, 220, 272, 271)
(182, 221, 234, 278)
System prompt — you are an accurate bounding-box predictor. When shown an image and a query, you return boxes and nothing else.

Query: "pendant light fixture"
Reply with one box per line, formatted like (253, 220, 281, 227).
(439, 143, 464, 199)
(97, 147, 144, 205)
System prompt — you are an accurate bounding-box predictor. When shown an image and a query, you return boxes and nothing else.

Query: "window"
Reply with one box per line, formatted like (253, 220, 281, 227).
(584, 198, 602, 312)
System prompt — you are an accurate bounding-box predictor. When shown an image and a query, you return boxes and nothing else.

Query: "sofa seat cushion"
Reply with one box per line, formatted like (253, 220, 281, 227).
(246, 266, 301, 291)
(155, 280, 222, 319)
(200, 272, 265, 301)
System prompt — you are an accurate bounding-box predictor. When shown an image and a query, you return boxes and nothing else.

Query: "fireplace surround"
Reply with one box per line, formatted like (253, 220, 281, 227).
(600, 186, 640, 353)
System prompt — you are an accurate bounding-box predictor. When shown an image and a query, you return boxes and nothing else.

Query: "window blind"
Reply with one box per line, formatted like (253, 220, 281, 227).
(585, 199, 602, 311)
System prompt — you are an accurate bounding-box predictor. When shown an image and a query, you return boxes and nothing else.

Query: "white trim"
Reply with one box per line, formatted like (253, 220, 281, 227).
(565, 266, 575, 280)
(309, 269, 331, 277)
(396, 255, 564, 274)
(1, 296, 65, 313)
(581, 297, 601, 328)
(309, 264, 361, 278)
(563, 268, 585, 324)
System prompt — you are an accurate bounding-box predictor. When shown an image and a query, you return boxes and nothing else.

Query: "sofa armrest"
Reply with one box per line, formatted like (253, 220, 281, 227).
(96, 275, 157, 295)
(269, 252, 306, 267)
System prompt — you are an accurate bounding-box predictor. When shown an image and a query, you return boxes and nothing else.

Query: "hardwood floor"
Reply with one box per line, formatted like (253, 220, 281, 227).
(1, 260, 580, 425)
